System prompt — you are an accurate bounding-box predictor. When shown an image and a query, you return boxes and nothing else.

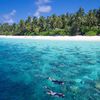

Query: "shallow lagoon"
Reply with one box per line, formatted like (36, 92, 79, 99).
(0, 38, 100, 100)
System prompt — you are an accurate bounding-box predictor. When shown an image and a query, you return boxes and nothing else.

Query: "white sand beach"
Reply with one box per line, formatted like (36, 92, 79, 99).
(0, 35, 100, 41)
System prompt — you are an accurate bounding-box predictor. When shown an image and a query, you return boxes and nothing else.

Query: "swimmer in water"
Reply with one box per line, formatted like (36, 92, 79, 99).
(48, 77, 64, 85)
(45, 86, 65, 98)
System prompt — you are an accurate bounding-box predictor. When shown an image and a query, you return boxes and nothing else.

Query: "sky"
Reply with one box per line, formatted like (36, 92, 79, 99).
(0, 0, 100, 24)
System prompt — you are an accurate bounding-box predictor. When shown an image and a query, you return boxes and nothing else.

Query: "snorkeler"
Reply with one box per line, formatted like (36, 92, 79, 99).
(44, 86, 65, 98)
(47, 90, 65, 98)
(48, 77, 64, 85)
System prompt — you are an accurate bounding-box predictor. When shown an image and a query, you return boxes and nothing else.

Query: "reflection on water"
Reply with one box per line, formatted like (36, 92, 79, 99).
(0, 38, 100, 100)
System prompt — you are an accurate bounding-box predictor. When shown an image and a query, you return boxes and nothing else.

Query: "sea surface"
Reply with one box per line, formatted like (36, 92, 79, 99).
(0, 38, 100, 100)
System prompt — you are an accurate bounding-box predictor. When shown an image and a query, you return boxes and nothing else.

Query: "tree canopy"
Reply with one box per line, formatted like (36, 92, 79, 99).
(0, 7, 100, 36)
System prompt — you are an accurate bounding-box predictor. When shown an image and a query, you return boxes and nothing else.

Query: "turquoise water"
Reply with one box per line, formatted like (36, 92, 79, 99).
(0, 38, 100, 100)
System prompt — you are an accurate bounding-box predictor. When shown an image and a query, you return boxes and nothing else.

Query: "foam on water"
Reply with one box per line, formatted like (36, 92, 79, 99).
(0, 38, 100, 100)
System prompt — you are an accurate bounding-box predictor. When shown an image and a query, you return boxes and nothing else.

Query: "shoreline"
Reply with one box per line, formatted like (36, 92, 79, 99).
(0, 35, 100, 41)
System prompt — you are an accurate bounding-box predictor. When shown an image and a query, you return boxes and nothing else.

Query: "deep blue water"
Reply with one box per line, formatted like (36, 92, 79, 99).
(0, 38, 100, 100)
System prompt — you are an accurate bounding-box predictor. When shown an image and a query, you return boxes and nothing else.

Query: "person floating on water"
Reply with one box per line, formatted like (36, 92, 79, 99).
(47, 77, 64, 85)
(44, 86, 65, 98)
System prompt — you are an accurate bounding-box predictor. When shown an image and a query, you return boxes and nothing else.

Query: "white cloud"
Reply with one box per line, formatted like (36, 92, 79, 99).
(10, 10, 16, 16)
(1, 10, 16, 24)
(38, 6, 51, 13)
(34, 12, 40, 17)
(4, 19, 14, 24)
(36, 0, 50, 5)
(34, 0, 52, 17)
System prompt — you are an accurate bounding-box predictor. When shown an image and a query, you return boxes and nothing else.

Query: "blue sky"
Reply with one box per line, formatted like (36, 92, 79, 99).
(0, 0, 100, 24)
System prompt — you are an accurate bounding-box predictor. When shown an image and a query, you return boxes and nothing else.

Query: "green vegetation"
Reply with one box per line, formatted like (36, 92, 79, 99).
(0, 7, 100, 36)
(85, 31, 97, 36)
